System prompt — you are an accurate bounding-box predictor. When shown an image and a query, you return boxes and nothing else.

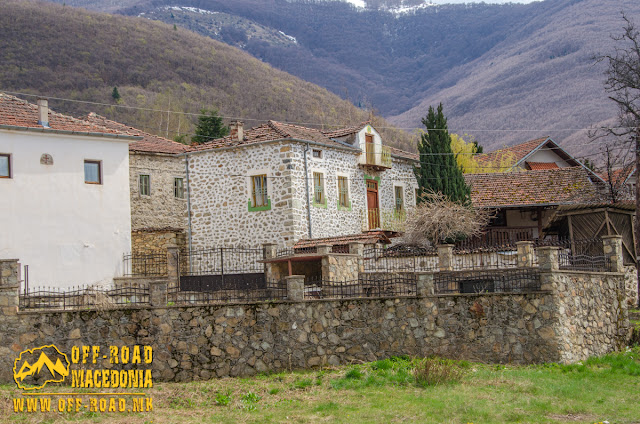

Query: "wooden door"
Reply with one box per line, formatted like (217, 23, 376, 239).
(366, 180, 379, 229)
(365, 134, 375, 165)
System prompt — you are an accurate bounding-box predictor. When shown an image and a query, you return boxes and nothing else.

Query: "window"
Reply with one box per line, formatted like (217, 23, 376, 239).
(313, 172, 325, 205)
(394, 186, 404, 213)
(0, 154, 11, 178)
(489, 209, 507, 227)
(84, 160, 101, 184)
(337, 176, 350, 209)
(251, 174, 268, 207)
(174, 178, 185, 199)
(312, 149, 322, 159)
(139, 174, 150, 196)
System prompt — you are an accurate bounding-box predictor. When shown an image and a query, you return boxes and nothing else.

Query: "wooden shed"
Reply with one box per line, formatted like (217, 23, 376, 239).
(547, 202, 636, 264)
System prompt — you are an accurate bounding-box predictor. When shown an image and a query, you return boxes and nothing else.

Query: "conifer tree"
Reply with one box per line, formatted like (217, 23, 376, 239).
(414, 103, 470, 204)
(111, 86, 121, 102)
(192, 108, 229, 144)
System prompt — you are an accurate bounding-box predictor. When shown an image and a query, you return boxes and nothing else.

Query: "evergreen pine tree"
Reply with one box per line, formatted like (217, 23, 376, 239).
(414, 103, 470, 204)
(192, 108, 229, 144)
(111, 86, 121, 102)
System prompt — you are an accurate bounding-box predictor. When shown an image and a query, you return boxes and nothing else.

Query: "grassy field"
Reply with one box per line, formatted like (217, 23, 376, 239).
(2, 349, 640, 424)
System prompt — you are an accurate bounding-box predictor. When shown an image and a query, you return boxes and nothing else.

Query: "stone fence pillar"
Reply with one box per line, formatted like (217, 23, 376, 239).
(150, 280, 168, 307)
(437, 244, 455, 272)
(537, 246, 560, 271)
(416, 272, 435, 297)
(349, 242, 365, 273)
(602, 235, 624, 273)
(317, 245, 332, 255)
(0, 259, 19, 316)
(516, 241, 535, 268)
(167, 245, 180, 291)
(286, 275, 305, 302)
(263, 243, 277, 260)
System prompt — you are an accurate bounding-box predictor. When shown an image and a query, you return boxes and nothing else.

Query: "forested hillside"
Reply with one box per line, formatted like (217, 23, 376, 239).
(0, 0, 413, 149)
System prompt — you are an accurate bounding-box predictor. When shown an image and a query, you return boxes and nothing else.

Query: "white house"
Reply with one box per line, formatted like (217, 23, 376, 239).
(184, 120, 419, 248)
(0, 94, 140, 289)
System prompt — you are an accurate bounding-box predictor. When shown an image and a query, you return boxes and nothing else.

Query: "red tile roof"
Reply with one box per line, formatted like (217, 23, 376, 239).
(388, 146, 419, 161)
(525, 161, 560, 170)
(0, 93, 130, 136)
(598, 164, 635, 187)
(188, 120, 358, 152)
(84, 113, 187, 154)
(294, 231, 391, 248)
(464, 167, 598, 208)
(321, 121, 370, 138)
(475, 137, 549, 167)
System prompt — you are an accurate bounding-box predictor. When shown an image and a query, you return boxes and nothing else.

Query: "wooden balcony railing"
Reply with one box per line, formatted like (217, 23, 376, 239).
(362, 145, 392, 170)
(361, 208, 406, 232)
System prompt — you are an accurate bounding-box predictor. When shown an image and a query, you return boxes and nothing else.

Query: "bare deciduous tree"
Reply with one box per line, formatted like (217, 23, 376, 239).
(400, 191, 492, 246)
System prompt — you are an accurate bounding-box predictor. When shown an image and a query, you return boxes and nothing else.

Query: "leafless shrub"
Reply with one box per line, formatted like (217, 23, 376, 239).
(400, 191, 492, 246)
(412, 357, 466, 387)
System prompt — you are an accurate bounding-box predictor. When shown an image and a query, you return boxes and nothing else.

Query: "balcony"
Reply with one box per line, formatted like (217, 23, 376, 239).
(361, 208, 406, 232)
(361, 145, 392, 171)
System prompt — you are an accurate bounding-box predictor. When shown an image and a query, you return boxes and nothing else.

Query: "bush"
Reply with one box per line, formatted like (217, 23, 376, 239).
(412, 357, 466, 387)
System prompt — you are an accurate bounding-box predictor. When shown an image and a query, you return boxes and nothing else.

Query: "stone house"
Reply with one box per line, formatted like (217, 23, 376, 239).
(84, 114, 189, 254)
(184, 121, 419, 248)
(0, 94, 139, 288)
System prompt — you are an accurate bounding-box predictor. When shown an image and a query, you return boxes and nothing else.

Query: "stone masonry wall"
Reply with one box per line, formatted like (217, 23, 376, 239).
(0, 292, 560, 383)
(132, 229, 187, 254)
(543, 270, 629, 363)
(624, 265, 638, 307)
(130, 153, 187, 231)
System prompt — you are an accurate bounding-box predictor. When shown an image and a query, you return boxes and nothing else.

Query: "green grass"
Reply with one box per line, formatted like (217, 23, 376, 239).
(2, 349, 640, 423)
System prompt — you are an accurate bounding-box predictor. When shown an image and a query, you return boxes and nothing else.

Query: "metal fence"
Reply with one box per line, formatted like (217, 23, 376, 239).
(304, 274, 417, 300)
(276, 246, 318, 257)
(180, 247, 264, 276)
(169, 279, 286, 304)
(123, 253, 167, 277)
(434, 268, 541, 294)
(363, 246, 438, 273)
(452, 243, 519, 271)
(19, 283, 150, 311)
(533, 238, 612, 272)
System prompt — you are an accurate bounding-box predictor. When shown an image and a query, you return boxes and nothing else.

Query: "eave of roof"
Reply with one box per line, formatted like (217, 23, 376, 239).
(0, 124, 141, 141)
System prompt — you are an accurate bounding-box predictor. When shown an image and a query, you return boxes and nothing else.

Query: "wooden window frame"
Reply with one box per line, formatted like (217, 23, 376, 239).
(139, 174, 150, 196)
(174, 177, 185, 199)
(251, 174, 269, 208)
(0, 154, 11, 179)
(312, 149, 323, 159)
(84, 160, 102, 185)
(337, 175, 350, 209)
(313, 172, 325, 206)
(394, 186, 404, 213)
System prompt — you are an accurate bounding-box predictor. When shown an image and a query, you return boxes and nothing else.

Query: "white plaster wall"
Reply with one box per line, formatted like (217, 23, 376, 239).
(514, 149, 572, 170)
(0, 129, 132, 289)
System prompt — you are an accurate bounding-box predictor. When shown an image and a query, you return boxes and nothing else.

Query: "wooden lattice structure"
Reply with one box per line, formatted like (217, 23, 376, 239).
(549, 203, 636, 264)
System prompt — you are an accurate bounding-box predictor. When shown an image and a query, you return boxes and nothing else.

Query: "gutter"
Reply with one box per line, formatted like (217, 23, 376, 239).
(185, 155, 193, 272)
(0, 124, 142, 141)
(303, 142, 313, 238)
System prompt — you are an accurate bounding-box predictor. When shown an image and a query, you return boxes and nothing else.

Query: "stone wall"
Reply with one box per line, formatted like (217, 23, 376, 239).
(543, 270, 630, 363)
(130, 153, 187, 231)
(187, 141, 418, 248)
(0, 292, 561, 383)
(624, 265, 638, 307)
(132, 229, 187, 254)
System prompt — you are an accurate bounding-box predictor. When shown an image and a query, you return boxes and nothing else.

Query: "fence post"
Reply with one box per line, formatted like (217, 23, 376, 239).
(167, 245, 180, 291)
(263, 243, 277, 259)
(437, 244, 455, 271)
(602, 235, 624, 273)
(416, 272, 434, 297)
(317, 245, 332, 255)
(285, 275, 305, 302)
(0, 259, 20, 316)
(348, 242, 365, 273)
(150, 280, 168, 307)
(516, 241, 535, 268)
(537, 246, 560, 271)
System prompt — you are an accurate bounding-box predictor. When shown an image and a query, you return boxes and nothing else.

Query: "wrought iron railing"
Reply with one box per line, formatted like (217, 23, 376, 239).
(363, 245, 438, 272)
(361, 208, 406, 232)
(304, 275, 417, 300)
(180, 247, 264, 276)
(169, 278, 286, 304)
(123, 253, 167, 277)
(434, 269, 541, 294)
(19, 283, 150, 311)
(452, 243, 519, 270)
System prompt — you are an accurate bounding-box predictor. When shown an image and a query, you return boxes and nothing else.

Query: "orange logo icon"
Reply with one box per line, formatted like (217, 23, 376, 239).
(13, 345, 70, 390)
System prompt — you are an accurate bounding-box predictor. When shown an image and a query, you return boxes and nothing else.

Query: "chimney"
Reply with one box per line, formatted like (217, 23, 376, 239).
(229, 120, 244, 142)
(37, 98, 49, 127)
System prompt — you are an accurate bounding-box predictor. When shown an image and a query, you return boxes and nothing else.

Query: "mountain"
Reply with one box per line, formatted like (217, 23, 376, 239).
(15, 352, 68, 382)
(0, 0, 413, 150)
